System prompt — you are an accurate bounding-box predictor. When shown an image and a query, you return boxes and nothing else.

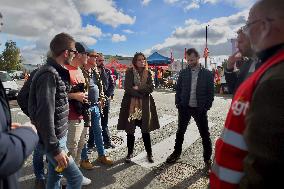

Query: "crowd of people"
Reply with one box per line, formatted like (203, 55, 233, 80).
(0, 0, 283, 189)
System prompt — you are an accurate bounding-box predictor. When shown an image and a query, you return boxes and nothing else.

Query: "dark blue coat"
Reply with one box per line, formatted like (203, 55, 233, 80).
(0, 81, 38, 189)
(175, 66, 214, 110)
(98, 67, 115, 98)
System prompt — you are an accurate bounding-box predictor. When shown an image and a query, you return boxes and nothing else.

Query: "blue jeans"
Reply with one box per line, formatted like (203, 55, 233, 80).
(101, 103, 111, 145)
(33, 143, 45, 180)
(88, 103, 111, 145)
(45, 135, 83, 189)
(83, 105, 105, 159)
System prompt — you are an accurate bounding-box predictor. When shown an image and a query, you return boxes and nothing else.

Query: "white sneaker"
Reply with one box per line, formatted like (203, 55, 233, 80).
(82, 176, 91, 186)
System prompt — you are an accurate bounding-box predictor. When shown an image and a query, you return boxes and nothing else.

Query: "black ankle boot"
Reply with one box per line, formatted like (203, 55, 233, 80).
(126, 134, 135, 163)
(125, 153, 133, 163)
(147, 153, 154, 163)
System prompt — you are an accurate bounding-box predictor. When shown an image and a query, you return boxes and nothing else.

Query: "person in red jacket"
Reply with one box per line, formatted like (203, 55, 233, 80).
(210, 0, 284, 188)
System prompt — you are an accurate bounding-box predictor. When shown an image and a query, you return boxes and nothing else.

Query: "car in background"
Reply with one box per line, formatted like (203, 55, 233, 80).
(9, 70, 24, 79)
(0, 71, 19, 99)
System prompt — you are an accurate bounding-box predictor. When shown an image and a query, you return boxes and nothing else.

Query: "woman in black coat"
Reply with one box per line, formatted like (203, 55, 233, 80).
(117, 52, 160, 163)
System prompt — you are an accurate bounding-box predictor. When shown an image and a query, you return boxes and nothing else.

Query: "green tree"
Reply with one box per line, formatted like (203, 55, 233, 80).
(222, 59, 228, 69)
(0, 40, 22, 71)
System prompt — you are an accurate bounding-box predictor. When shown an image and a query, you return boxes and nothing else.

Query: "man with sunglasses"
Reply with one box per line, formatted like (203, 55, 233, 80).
(28, 33, 83, 189)
(65, 42, 93, 185)
(210, 0, 284, 188)
(80, 50, 113, 167)
(87, 53, 115, 149)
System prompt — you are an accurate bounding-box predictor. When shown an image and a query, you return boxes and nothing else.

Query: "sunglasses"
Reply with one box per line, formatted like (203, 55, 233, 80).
(88, 54, 98, 58)
(67, 49, 78, 55)
(80, 52, 88, 55)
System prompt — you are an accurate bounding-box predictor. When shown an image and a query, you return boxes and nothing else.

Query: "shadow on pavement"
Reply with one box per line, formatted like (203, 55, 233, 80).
(19, 157, 134, 189)
(169, 167, 209, 189)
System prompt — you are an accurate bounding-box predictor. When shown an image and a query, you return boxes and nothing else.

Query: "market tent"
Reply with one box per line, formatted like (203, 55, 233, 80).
(105, 59, 128, 71)
(147, 52, 171, 66)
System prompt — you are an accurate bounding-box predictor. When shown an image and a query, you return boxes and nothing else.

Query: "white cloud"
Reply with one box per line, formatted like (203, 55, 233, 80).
(123, 29, 134, 34)
(167, 0, 255, 11)
(185, 19, 200, 25)
(80, 24, 102, 38)
(228, 0, 255, 8)
(112, 34, 127, 42)
(74, 0, 136, 28)
(203, 0, 218, 4)
(185, 1, 200, 11)
(164, 0, 180, 4)
(142, 0, 151, 6)
(143, 10, 248, 58)
(0, 0, 114, 64)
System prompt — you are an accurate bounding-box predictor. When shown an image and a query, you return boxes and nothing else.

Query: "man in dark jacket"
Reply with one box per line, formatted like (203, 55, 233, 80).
(87, 53, 115, 149)
(28, 33, 83, 188)
(17, 68, 47, 189)
(225, 28, 256, 94)
(0, 79, 38, 189)
(166, 48, 214, 172)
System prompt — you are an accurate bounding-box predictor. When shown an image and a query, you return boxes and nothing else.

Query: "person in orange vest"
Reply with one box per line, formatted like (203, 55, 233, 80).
(210, 0, 284, 188)
(24, 72, 29, 81)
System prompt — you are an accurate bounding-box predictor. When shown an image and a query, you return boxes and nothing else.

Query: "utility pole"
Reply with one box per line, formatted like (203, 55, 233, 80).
(205, 25, 208, 69)
(0, 12, 3, 46)
(0, 12, 3, 32)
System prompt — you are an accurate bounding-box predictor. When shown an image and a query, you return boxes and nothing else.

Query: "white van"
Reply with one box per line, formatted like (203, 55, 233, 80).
(0, 71, 19, 98)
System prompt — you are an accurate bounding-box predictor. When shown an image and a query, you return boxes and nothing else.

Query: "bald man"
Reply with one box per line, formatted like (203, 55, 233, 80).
(240, 0, 284, 188)
(210, 0, 284, 188)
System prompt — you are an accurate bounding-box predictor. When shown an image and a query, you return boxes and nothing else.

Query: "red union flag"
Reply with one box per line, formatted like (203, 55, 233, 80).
(214, 69, 221, 84)
(204, 47, 209, 58)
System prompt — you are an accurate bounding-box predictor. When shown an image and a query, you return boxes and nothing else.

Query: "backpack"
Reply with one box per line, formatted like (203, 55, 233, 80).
(17, 69, 38, 117)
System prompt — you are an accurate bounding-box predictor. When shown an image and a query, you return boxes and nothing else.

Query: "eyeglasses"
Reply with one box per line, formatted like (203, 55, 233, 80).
(67, 49, 78, 55)
(88, 55, 98, 58)
(80, 52, 88, 55)
(242, 17, 275, 34)
(242, 19, 262, 33)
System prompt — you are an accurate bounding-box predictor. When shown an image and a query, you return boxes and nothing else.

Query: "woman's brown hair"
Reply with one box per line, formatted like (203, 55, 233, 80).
(132, 52, 146, 69)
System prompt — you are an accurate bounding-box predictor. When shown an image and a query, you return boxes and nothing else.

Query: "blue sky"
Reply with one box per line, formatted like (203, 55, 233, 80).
(0, 0, 256, 64)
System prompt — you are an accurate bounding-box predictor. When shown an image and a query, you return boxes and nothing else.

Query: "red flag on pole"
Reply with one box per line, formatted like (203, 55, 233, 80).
(214, 69, 221, 84)
(170, 49, 174, 63)
(203, 47, 209, 58)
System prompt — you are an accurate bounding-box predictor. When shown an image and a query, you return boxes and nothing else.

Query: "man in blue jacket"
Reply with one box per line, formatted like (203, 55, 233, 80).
(0, 79, 38, 189)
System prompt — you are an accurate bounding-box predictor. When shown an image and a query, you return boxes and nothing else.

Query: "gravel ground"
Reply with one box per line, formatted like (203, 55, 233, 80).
(11, 87, 232, 189)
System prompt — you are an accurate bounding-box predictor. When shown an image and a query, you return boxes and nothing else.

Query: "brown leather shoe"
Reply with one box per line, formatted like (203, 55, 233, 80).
(96, 155, 113, 165)
(80, 160, 95, 170)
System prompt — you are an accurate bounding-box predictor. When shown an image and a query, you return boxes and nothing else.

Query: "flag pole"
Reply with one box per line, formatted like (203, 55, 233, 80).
(205, 25, 208, 68)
